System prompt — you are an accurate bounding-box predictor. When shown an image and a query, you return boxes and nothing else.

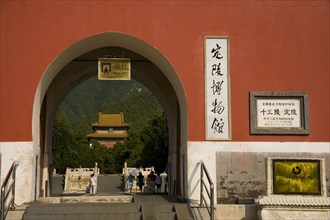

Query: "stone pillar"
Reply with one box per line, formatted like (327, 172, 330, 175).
(124, 162, 128, 177)
(94, 162, 98, 193)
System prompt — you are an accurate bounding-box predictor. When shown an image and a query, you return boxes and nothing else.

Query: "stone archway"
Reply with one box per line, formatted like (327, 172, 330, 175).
(32, 32, 188, 199)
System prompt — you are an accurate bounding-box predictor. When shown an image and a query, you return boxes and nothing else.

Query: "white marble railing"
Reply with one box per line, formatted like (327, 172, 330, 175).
(258, 195, 330, 207)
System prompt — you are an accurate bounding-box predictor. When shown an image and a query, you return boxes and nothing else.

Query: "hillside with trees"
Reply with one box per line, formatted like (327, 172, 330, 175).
(52, 77, 168, 174)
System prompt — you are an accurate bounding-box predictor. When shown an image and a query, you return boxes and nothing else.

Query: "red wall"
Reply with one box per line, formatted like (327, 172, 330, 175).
(1, 1, 329, 142)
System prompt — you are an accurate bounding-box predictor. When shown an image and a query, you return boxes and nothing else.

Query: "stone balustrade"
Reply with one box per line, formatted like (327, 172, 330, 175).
(64, 163, 99, 194)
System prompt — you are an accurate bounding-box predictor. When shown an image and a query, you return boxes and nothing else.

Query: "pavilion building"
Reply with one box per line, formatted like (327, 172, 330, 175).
(87, 112, 129, 148)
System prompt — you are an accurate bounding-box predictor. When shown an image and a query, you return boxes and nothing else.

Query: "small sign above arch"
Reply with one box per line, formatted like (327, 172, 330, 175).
(98, 58, 131, 80)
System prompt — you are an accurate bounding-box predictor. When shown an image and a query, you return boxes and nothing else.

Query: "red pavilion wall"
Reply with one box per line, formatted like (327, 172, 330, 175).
(1, 1, 329, 142)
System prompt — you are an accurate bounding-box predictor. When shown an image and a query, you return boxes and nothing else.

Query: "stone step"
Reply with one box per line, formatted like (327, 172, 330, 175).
(24, 203, 141, 214)
(191, 206, 212, 220)
(21, 195, 194, 220)
(175, 204, 195, 220)
(157, 211, 176, 220)
(23, 212, 142, 220)
(37, 195, 133, 204)
(5, 209, 26, 220)
(141, 204, 175, 220)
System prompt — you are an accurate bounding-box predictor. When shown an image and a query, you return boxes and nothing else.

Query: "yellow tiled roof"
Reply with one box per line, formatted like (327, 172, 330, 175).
(92, 112, 129, 127)
(87, 132, 128, 138)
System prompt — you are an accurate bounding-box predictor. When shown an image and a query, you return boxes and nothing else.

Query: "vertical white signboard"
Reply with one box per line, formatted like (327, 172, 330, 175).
(205, 37, 231, 140)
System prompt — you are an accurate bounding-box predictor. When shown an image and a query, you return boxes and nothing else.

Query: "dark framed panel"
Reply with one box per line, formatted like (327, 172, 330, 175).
(249, 92, 310, 135)
(272, 159, 321, 195)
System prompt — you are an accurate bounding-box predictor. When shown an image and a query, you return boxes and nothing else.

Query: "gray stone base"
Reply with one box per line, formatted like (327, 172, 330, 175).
(258, 196, 330, 220)
(260, 208, 330, 220)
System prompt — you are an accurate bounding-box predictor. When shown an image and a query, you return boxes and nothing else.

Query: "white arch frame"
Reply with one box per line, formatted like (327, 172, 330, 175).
(32, 32, 188, 199)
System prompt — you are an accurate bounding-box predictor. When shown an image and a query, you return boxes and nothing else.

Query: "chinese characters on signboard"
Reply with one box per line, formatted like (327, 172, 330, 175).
(98, 58, 131, 80)
(205, 37, 231, 140)
(257, 99, 301, 128)
(250, 92, 310, 135)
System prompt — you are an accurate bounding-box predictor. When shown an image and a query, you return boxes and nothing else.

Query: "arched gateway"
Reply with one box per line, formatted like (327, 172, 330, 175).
(1, 2, 329, 219)
(31, 32, 188, 202)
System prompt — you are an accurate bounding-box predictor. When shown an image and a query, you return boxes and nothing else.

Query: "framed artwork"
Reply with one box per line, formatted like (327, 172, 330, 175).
(249, 92, 309, 135)
(272, 159, 321, 195)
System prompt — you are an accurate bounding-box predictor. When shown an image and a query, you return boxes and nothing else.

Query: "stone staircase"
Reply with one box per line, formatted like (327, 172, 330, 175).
(22, 203, 141, 220)
(16, 195, 194, 220)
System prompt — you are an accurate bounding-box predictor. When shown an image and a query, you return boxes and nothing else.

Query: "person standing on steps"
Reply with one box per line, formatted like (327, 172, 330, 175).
(164, 176, 168, 193)
(90, 174, 97, 195)
(137, 172, 144, 194)
(127, 174, 134, 194)
(160, 171, 168, 193)
(155, 172, 162, 193)
(147, 171, 156, 194)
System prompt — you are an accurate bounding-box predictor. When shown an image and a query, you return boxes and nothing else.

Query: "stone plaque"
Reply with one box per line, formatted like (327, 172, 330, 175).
(250, 92, 310, 134)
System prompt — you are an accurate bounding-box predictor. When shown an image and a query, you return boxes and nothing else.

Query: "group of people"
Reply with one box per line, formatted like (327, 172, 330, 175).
(127, 170, 167, 194)
(89, 170, 168, 195)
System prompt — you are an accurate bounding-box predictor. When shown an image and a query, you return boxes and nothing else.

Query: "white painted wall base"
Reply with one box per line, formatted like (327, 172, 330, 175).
(187, 141, 330, 205)
(0, 142, 35, 205)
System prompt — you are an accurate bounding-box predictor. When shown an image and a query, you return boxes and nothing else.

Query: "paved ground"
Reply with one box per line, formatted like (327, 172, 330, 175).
(51, 175, 125, 196)
(133, 194, 178, 204)
(8, 175, 176, 220)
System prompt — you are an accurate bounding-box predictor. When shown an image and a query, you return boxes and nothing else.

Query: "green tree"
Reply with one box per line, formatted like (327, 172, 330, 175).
(88, 141, 116, 174)
(110, 113, 169, 174)
(140, 113, 169, 173)
(52, 108, 80, 173)
(53, 106, 169, 175)
(53, 109, 116, 174)
(111, 131, 144, 173)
